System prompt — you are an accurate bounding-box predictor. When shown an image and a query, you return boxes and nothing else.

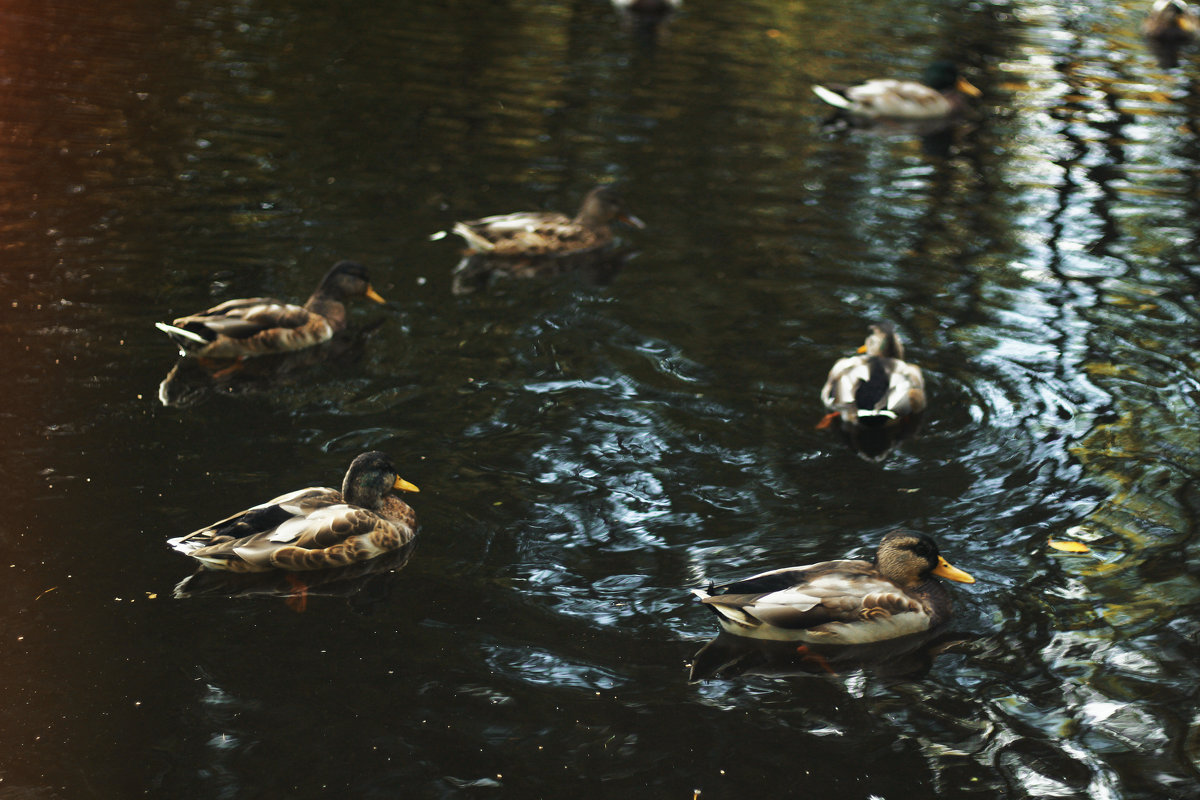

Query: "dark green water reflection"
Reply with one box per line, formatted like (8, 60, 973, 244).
(2, 0, 1200, 797)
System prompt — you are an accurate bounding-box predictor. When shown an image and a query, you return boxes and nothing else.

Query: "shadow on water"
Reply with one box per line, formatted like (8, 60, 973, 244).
(172, 541, 418, 607)
(688, 628, 979, 683)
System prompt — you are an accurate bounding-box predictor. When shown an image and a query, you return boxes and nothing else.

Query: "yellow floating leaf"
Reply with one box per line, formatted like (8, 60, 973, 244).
(1049, 540, 1091, 553)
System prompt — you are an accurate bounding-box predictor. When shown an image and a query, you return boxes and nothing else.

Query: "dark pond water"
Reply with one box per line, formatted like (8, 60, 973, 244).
(3, 0, 1200, 797)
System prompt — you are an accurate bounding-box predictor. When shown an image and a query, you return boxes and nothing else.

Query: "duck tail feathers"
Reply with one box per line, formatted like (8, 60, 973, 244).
(813, 84, 853, 110)
(155, 321, 208, 345)
(429, 223, 496, 252)
(451, 222, 496, 252)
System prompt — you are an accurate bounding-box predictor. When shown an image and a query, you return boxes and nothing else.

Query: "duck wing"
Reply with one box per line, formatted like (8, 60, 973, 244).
(844, 79, 954, 119)
(883, 361, 925, 416)
(168, 487, 342, 571)
(173, 299, 316, 341)
(455, 211, 600, 255)
(160, 298, 334, 357)
(821, 355, 871, 410)
(823, 356, 924, 421)
(230, 503, 406, 570)
(696, 560, 929, 641)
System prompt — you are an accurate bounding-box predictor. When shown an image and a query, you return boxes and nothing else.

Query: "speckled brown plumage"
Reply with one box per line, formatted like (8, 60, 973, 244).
(438, 185, 645, 258)
(168, 452, 419, 573)
(155, 260, 386, 359)
(692, 530, 974, 644)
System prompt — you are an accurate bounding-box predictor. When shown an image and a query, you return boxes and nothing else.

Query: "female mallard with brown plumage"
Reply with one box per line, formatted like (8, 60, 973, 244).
(1144, 0, 1199, 43)
(433, 185, 645, 258)
(155, 260, 386, 359)
(813, 60, 981, 121)
(168, 451, 419, 572)
(819, 321, 925, 429)
(692, 530, 975, 644)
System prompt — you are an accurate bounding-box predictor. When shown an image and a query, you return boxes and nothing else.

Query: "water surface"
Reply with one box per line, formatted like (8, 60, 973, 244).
(2, 0, 1200, 797)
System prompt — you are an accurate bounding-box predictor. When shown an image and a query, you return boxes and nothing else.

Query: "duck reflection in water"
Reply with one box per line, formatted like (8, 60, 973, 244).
(157, 321, 384, 408)
(449, 245, 638, 296)
(173, 541, 418, 612)
(689, 627, 974, 682)
(432, 185, 645, 295)
(611, 0, 681, 49)
(817, 321, 926, 461)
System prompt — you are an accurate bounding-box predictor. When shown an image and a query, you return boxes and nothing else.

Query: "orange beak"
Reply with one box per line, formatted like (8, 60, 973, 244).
(956, 77, 982, 98)
(393, 476, 420, 493)
(932, 556, 975, 584)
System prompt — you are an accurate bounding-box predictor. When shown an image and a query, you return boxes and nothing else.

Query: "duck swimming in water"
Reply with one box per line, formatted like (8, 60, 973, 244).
(692, 530, 975, 644)
(433, 185, 644, 258)
(168, 451, 419, 573)
(819, 321, 925, 429)
(155, 260, 386, 359)
(812, 61, 981, 122)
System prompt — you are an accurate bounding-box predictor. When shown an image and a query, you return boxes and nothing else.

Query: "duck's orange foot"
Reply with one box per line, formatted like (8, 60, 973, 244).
(208, 357, 247, 380)
(815, 411, 840, 430)
(284, 573, 309, 613)
(796, 644, 836, 674)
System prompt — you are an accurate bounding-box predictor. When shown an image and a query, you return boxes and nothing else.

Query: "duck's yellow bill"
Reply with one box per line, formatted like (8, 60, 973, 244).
(856, 344, 868, 353)
(393, 476, 420, 493)
(957, 77, 983, 98)
(933, 556, 975, 583)
(365, 286, 387, 304)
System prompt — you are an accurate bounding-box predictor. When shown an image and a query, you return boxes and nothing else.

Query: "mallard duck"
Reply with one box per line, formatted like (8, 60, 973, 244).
(155, 260, 386, 359)
(812, 61, 981, 121)
(819, 322, 925, 428)
(433, 185, 645, 258)
(1144, 0, 1198, 42)
(692, 530, 975, 644)
(168, 451, 419, 572)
